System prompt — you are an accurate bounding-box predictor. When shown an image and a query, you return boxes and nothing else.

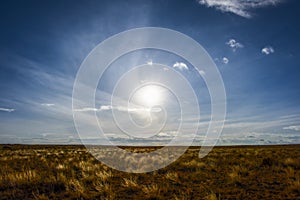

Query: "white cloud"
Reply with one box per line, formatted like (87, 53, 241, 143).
(196, 68, 206, 76)
(147, 60, 153, 65)
(197, 0, 283, 18)
(99, 105, 112, 111)
(156, 131, 178, 137)
(41, 103, 55, 107)
(222, 57, 229, 64)
(226, 39, 243, 51)
(283, 125, 300, 131)
(261, 46, 275, 55)
(173, 62, 188, 70)
(0, 108, 15, 112)
(156, 132, 171, 137)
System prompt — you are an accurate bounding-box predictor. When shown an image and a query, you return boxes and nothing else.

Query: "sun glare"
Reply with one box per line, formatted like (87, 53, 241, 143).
(134, 85, 164, 107)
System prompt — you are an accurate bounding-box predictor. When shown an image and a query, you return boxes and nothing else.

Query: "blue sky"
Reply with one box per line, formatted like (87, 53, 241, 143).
(0, 0, 299, 145)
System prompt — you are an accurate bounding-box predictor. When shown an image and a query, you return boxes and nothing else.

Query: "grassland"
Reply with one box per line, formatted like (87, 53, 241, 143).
(0, 144, 299, 199)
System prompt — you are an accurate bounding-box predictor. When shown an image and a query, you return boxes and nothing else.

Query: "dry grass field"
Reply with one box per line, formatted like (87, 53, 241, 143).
(0, 144, 299, 200)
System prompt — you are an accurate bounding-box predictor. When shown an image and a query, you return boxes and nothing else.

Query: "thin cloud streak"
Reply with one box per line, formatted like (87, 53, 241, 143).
(0, 108, 15, 112)
(283, 125, 300, 131)
(41, 103, 55, 107)
(73, 105, 162, 113)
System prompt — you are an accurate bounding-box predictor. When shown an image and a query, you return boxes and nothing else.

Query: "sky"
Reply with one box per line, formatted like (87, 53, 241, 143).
(0, 0, 299, 145)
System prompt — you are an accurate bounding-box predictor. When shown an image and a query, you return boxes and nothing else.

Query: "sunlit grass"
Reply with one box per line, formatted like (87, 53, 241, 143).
(0, 145, 299, 199)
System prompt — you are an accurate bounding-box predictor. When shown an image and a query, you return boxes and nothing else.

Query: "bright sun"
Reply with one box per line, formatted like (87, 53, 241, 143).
(134, 85, 164, 107)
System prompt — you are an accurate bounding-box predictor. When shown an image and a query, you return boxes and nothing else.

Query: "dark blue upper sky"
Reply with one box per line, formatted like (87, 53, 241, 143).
(0, 0, 299, 145)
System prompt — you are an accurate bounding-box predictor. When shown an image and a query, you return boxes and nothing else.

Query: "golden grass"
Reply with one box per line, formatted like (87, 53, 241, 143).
(123, 177, 139, 188)
(165, 171, 179, 182)
(142, 184, 161, 199)
(0, 144, 299, 199)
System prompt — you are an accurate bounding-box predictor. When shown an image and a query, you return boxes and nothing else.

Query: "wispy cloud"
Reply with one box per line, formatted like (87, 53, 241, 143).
(283, 125, 300, 131)
(73, 107, 99, 112)
(0, 108, 15, 112)
(226, 39, 243, 51)
(222, 57, 229, 64)
(261, 46, 275, 55)
(173, 62, 188, 70)
(74, 105, 162, 113)
(197, 0, 283, 18)
(41, 103, 55, 107)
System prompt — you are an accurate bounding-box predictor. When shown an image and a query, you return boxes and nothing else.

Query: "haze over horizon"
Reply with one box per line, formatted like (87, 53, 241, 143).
(0, 0, 299, 145)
